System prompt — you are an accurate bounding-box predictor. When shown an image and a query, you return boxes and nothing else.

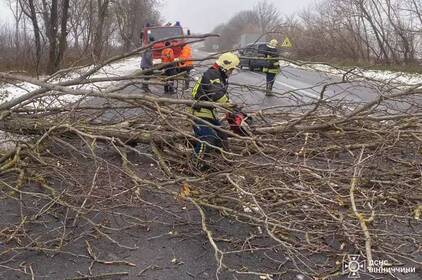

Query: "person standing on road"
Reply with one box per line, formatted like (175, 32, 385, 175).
(178, 43, 193, 90)
(140, 36, 154, 92)
(161, 41, 176, 94)
(190, 52, 240, 170)
(262, 39, 280, 96)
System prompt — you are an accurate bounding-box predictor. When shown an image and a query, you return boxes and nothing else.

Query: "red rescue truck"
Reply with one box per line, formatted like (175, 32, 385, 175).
(141, 22, 189, 65)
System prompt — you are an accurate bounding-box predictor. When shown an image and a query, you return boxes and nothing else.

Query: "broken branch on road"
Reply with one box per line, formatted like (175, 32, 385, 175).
(0, 42, 421, 279)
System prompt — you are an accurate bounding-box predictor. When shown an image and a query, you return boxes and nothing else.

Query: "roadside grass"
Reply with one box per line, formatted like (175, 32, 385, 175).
(331, 60, 422, 74)
(288, 54, 422, 74)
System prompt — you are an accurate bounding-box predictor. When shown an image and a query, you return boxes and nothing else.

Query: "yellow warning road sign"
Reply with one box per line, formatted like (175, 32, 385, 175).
(281, 37, 292, 48)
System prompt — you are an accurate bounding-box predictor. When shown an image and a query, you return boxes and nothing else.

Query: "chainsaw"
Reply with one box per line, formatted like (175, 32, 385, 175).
(225, 108, 253, 136)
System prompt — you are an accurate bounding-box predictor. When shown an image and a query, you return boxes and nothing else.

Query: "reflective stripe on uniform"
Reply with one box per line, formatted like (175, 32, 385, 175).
(198, 142, 206, 159)
(191, 93, 229, 119)
(263, 54, 280, 73)
(192, 108, 214, 119)
(215, 94, 228, 104)
(263, 68, 280, 74)
(191, 84, 228, 119)
(192, 78, 202, 98)
(192, 78, 213, 119)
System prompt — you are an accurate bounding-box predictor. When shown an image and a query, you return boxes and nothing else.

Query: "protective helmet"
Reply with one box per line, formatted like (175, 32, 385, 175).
(268, 39, 278, 48)
(216, 52, 240, 71)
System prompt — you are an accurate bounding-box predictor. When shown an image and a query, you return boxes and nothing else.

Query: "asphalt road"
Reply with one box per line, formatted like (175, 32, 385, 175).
(2, 50, 420, 280)
(192, 48, 417, 116)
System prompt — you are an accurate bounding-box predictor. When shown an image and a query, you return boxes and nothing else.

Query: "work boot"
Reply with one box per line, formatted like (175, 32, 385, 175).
(142, 84, 150, 92)
(265, 84, 273, 96)
(167, 86, 175, 94)
(184, 79, 190, 90)
(191, 154, 209, 172)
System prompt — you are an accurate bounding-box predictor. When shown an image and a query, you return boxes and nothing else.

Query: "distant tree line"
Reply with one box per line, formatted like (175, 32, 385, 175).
(204, 1, 281, 51)
(206, 0, 422, 66)
(0, 0, 161, 75)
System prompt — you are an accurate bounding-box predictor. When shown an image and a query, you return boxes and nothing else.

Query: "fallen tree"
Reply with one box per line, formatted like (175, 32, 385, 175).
(0, 41, 421, 279)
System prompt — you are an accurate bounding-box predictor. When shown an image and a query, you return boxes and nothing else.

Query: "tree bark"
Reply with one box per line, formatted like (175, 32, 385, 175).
(19, 0, 42, 75)
(55, 0, 70, 70)
(45, 0, 58, 74)
(93, 0, 110, 61)
(358, 0, 390, 63)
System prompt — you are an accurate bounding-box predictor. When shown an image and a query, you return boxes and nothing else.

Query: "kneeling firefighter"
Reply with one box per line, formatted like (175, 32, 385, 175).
(191, 52, 243, 170)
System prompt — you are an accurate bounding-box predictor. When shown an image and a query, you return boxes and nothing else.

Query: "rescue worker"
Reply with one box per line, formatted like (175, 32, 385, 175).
(262, 39, 280, 96)
(161, 41, 176, 94)
(191, 52, 240, 170)
(178, 43, 193, 90)
(140, 36, 154, 92)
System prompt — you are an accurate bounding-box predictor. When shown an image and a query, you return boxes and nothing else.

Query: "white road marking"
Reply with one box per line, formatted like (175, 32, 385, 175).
(245, 70, 355, 112)
(275, 77, 354, 111)
(246, 70, 320, 100)
(274, 80, 320, 100)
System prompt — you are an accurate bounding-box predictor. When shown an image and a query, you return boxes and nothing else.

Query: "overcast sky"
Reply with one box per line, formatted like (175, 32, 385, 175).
(0, 0, 12, 24)
(161, 0, 318, 33)
(0, 0, 318, 31)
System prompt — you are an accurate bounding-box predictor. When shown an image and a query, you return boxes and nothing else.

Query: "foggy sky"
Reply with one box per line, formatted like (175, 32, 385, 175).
(0, 0, 13, 24)
(0, 0, 319, 30)
(161, 0, 318, 33)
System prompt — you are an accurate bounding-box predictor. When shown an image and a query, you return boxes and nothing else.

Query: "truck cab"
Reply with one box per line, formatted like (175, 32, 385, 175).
(141, 24, 185, 64)
(239, 42, 268, 71)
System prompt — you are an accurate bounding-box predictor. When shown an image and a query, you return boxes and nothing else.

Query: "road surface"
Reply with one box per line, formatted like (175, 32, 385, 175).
(191, 49, 414, 117)
(2, 49, 420, 280)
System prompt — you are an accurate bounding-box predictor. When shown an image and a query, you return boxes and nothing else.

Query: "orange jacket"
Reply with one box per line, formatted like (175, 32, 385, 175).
(179, 44, 192, 67)
(161, 47, 174, 63)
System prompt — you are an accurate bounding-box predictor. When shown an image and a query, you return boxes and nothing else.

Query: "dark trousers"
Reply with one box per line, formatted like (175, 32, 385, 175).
(266, 72, 276, 91)
(164, 66, 177, 93)
(141, 68, 153, 91)
(179, 66, 193, 89)
(193, 118, 227, 166)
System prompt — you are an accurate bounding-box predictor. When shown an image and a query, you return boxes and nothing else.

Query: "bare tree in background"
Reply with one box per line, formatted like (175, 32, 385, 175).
(254, 0, 280, 33)
(18, 0, 43, 74)
(7, 0, 23, 52)
(286, 0, 422, 66)
(384, 0, 416, 63)
(1, 0, 162, 73)
(92, 0, 110, 60)
(220, 10, 260, 49)
(204, 23, 226, 50)
(114, 0, 160, 52)
(205, 0, 280, 51)
(39, 0, 71, 74)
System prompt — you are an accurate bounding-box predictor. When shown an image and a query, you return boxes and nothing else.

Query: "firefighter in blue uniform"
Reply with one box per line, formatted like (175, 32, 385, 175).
(191, 52, 240, 170)
(262, 39, 280, 96)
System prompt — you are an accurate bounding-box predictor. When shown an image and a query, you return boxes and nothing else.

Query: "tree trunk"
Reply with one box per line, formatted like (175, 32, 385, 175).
(93, 0, 110, 61)
(20, 0, 42, 75)
(358, 0, 390, 63)
(55, 0, 70, 70)
(46, 0, 58, 74)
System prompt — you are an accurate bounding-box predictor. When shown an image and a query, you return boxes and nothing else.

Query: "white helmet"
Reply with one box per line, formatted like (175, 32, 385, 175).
(268, 39, 278, 48)
(216, 52, 240, 71)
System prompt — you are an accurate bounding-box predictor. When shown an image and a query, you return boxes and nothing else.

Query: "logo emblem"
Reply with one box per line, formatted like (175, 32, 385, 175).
(342, 255, 366, 278)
